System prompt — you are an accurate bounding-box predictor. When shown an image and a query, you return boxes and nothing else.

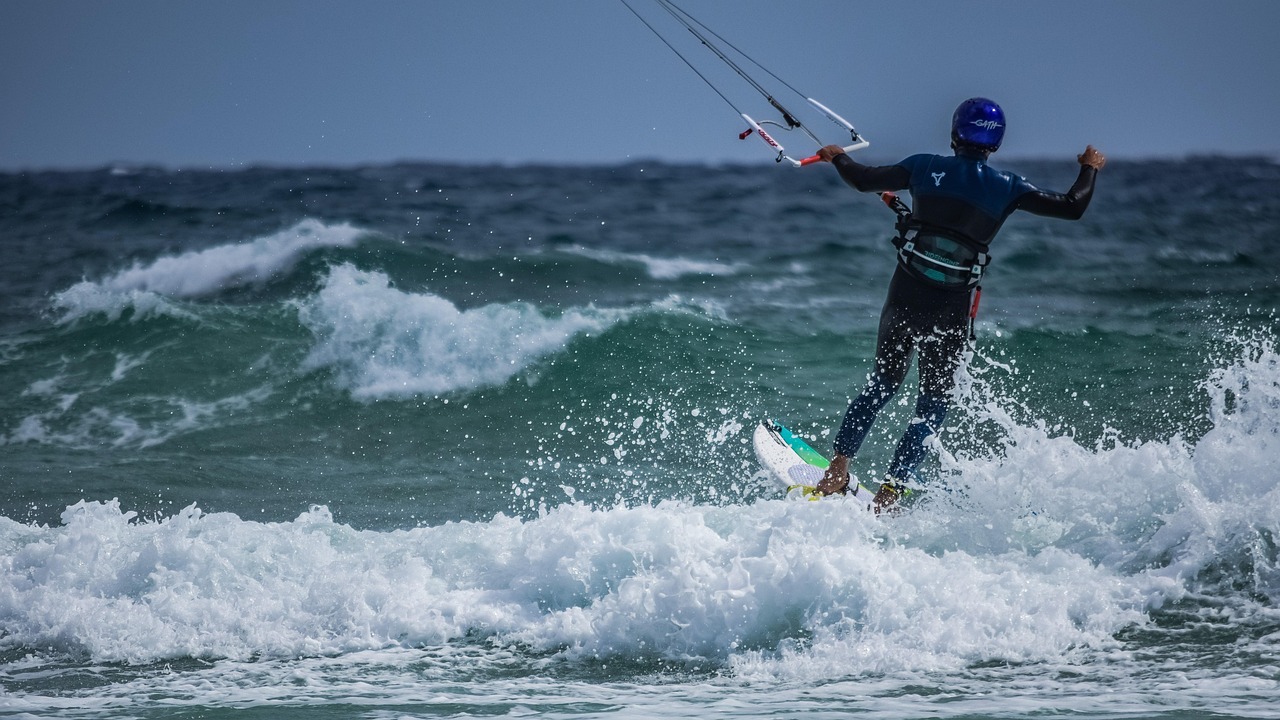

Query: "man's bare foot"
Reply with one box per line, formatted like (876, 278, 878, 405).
(815, 454, 851, 495)
(872, 479, 903, 514)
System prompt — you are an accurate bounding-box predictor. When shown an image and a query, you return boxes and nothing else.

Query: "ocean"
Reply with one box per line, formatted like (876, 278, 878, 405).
(1, 156, 1278, 718)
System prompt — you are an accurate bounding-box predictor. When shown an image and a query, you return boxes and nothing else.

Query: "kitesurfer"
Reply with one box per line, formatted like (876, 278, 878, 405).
(813, 97, 1106, 511)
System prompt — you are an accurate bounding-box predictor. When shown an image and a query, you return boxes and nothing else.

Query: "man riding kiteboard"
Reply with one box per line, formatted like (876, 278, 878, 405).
(813, 98, 1107, 511)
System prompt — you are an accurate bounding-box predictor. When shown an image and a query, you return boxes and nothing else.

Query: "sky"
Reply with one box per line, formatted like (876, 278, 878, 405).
(2, 0, 1279, 169)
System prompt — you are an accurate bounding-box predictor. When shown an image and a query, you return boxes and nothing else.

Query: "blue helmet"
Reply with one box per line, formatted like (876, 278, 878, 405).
(951, 97, 1005, 152)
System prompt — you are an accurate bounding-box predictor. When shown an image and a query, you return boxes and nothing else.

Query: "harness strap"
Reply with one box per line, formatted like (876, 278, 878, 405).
(893, 226, 988, 286)
(883, 192, 988, 288)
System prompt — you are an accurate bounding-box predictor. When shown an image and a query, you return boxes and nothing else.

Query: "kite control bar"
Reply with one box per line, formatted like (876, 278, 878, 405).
(741, 97, 870, 167)
(796, 140, 870, 167)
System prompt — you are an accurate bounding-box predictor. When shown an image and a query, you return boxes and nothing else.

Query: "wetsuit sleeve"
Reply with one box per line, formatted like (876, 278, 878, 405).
(1012, 166, 1097, 220)
(831, 153, 911, 193)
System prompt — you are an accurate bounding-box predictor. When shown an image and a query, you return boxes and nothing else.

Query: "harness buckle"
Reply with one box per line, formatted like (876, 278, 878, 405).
(971, 252, 990, 277)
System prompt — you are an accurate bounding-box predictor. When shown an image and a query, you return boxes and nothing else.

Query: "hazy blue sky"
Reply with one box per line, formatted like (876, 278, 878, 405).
(3, 0, 1278, 169)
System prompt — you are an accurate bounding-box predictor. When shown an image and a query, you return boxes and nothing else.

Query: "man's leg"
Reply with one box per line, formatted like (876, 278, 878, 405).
(818, 372, 902, 494)
(885, 392, 949, 483)
(833, 372, 901, 459)
(876, 327, 965, 509)
(818, 303, 913, 495)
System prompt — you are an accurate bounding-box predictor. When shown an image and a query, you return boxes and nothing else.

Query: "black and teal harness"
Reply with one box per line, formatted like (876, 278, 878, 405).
(882, 191, 989, 289)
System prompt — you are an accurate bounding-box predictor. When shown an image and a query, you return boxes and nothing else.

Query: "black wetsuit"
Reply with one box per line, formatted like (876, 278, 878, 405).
(830, 147, 1097, 484)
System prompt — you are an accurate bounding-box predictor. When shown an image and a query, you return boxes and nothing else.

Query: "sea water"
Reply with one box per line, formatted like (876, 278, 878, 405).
(1, 158, 1278, 718)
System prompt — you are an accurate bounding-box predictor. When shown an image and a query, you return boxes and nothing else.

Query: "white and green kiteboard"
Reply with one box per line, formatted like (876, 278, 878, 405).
(753, 420, 874, 505)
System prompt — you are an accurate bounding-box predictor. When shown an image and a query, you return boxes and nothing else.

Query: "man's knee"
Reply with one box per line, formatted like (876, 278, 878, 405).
(862, 371, 902, 402)
(913, 393, 948, 428)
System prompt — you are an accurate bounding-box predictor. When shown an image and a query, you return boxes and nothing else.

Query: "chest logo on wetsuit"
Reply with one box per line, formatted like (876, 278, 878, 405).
(931, 172, 946, 187)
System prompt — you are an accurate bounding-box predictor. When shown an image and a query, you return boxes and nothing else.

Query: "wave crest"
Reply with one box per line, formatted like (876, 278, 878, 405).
(52, 219, 364, 322)
(297, 264, 628, 399)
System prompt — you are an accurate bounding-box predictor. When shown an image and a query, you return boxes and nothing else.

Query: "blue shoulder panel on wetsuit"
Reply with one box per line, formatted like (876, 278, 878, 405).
(897, 154, 1037, 221)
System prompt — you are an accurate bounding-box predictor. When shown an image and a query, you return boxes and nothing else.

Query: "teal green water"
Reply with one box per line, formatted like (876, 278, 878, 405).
(1, 159, 1278, 718)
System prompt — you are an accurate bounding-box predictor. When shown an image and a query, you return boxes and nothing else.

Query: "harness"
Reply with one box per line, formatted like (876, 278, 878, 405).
(881, 193, 989, 289)
(881, 192, 984, 342)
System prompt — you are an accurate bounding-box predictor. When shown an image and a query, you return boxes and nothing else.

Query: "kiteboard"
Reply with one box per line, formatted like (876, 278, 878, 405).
(753, 420, 874, 505)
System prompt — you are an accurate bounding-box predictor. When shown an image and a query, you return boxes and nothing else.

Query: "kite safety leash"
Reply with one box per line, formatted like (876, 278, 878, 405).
(968, 285, 982, 343)
(621, 0, 869, 166)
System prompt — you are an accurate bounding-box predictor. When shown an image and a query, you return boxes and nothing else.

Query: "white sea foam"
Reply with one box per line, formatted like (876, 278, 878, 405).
(560, 245, 743, 280)
(296, 264, 630, 399)
(3, 388, 272, 449)
(52, 219, 364, 322)
(3, 337, 1276, 673)
(50, 284, 193, 324)
(0, 497, 1148, 669)
(2, 338, 1277, 717)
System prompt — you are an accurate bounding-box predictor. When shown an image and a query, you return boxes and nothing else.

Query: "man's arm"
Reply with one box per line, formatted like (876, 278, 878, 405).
(819, 145, 910, 193)
(1014, 145, 1106, 220)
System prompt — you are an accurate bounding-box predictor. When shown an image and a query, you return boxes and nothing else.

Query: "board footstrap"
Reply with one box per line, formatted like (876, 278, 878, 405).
(785, 484, 824, 501)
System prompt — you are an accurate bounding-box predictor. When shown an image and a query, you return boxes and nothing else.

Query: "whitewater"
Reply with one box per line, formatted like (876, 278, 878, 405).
(1, 159, 1278, 718)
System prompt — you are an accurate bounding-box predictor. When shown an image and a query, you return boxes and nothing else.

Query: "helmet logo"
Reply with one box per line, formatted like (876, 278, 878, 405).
(971, 119, 1004, 130)
(931, 172, 946, 187)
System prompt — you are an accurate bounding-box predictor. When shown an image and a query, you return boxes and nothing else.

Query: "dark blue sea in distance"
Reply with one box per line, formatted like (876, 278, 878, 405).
(1, 157, 1278, 718)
